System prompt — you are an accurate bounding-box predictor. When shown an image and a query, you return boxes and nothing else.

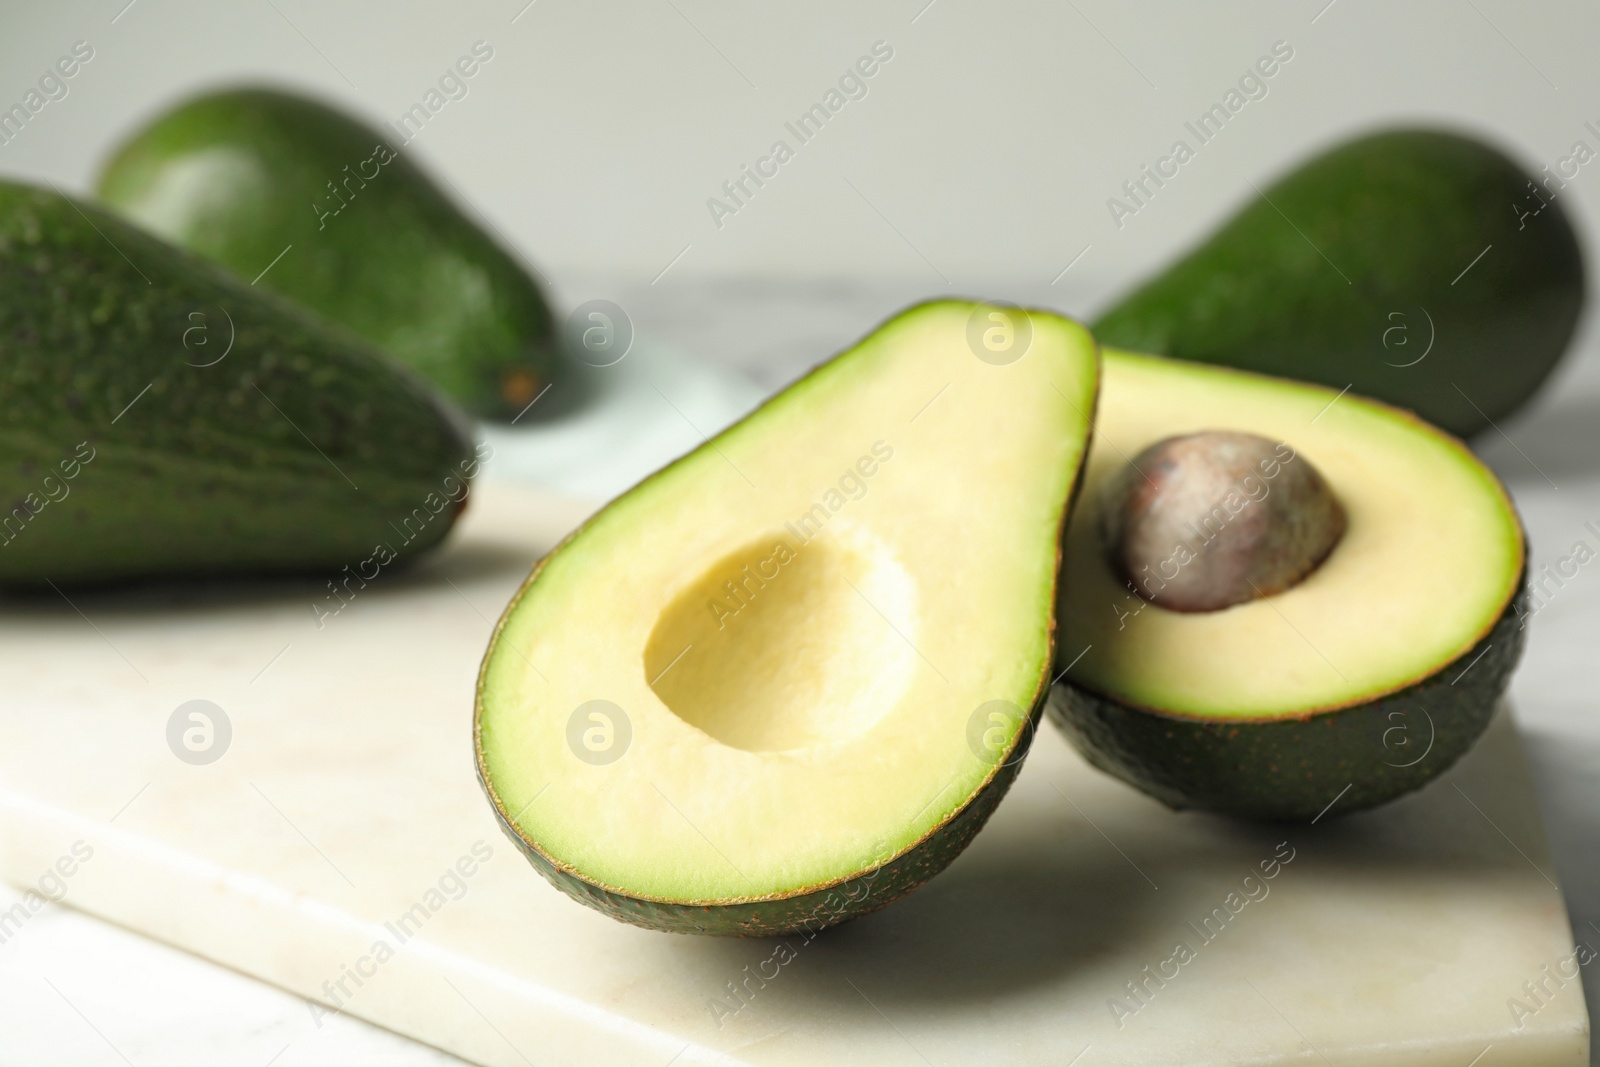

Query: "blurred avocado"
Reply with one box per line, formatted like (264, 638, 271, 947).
(98, 87, 566, 423)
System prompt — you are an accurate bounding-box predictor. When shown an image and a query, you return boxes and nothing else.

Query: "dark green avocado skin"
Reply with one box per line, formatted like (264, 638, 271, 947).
(96, 88, 562, 422)
(0, 181, 475, 587)
(1093, 130, 1584, 438)
(1048, 578, 1528, 822)
(481, 696, 1042, 937)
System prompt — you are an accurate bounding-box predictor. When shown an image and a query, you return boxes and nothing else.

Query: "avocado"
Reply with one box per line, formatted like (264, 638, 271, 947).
(95, 88, 563, 422)
(1049, 349, 1526, 821)
(475, 300, 1100, 935)
(0, 180, 477, 587)
(1093, 129, 1585, 438)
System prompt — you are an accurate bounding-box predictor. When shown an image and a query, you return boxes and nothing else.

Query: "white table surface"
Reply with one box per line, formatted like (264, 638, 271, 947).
(3, 280, 1599, 1065)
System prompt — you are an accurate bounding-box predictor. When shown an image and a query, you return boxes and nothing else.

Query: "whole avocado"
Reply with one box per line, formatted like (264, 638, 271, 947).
(96, 87, 563, 422)
(0, 180, 477, 587)
(1093, 129, 1585, 437)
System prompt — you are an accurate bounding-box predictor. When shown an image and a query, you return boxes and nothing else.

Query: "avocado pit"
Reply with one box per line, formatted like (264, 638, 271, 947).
(1101, 430, 1346, 612)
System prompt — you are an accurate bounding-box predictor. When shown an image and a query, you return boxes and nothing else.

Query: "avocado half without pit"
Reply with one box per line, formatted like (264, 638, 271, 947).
(1050, 349, 1527, 822)
(475, 302, 1100, 935)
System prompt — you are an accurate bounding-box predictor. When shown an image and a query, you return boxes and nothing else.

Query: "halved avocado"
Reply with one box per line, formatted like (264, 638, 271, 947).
(475, 301, 1100, 935)
(1050, 349, 1526, 821)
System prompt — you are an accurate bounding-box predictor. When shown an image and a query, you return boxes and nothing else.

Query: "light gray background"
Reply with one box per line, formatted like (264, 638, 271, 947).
(2, 1, 1599, 1063)
(5, 0, 1600, 372)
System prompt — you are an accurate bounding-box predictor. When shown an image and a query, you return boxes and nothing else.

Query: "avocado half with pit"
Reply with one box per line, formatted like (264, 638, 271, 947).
(475, 301, 1100, 935)
(1050, 349, 1527, 822)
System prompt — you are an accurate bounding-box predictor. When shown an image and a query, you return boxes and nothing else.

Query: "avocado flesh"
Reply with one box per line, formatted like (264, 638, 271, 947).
(1093, 129, 1585, 438)
(0, 181, 475, 587)
(475, 301, 1100, 934)
(96, 88, 562, 422)
(1050, 349, 1525, 820)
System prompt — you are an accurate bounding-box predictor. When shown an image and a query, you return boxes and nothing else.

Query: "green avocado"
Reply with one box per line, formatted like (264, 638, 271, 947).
(95, 87, 563, 422)
(1093, 129, 1585, 437)
(1049, 349, 1526, 821)
(475, 300, 1100, 934)
(0, 180, 477, 587)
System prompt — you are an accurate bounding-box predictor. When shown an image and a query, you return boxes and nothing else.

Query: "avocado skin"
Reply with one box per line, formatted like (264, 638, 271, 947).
(481, 696, 1042, 936)
(96, 88, 561, 422)
(0, 181, 475, 587)
(1093, 130, 1584, 438)
(1048, 577, 1527, 822)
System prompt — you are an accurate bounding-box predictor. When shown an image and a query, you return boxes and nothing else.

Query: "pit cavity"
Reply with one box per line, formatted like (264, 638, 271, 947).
(643, 527, 918, 753)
